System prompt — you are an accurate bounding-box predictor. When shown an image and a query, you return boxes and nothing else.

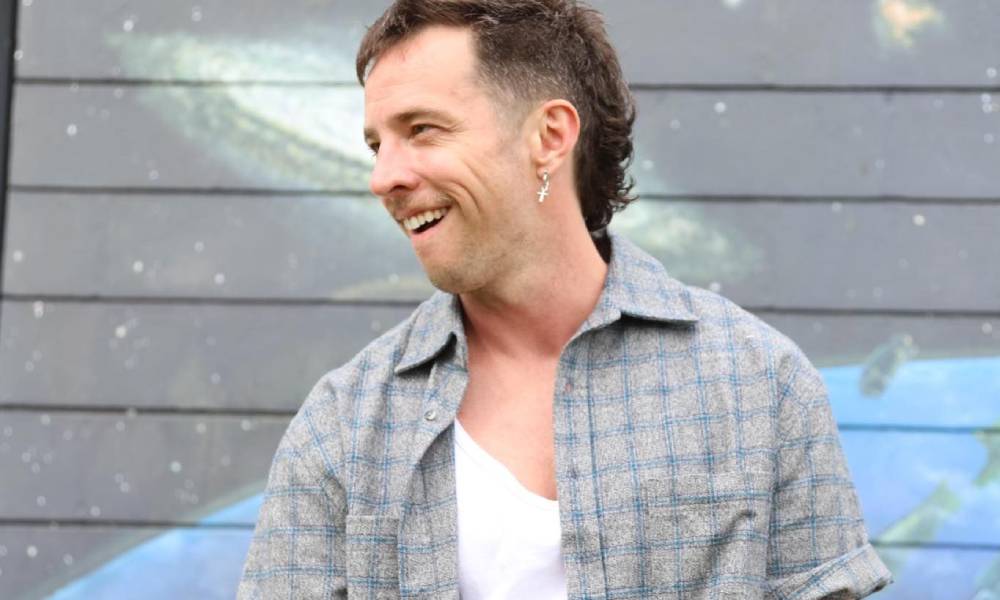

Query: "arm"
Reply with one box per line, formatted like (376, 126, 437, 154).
(238, 381, 348, 599)
(765, 348, 893, 599)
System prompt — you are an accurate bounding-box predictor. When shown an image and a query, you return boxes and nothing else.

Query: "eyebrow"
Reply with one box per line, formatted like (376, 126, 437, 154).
(363, 108, 456, 145)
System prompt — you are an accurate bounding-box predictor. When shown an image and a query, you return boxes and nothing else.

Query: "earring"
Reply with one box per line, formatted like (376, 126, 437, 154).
(536, 170, 550, 203)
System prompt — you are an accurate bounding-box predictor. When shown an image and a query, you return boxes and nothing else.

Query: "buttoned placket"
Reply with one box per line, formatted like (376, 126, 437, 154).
(397, 345, 469, 599)
(553, 333, 610, 600)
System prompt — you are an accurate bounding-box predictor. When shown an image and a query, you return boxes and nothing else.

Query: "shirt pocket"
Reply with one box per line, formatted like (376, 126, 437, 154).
(641, 471, 771, 599)
(345, 514, 401, 599)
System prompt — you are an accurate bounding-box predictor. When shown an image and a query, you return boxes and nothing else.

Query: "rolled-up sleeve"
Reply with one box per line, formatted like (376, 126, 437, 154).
(238, 382, 347, 599)
(766, 348, 893, 599)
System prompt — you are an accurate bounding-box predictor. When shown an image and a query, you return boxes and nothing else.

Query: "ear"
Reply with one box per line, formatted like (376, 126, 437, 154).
(528, 99, 581, 177)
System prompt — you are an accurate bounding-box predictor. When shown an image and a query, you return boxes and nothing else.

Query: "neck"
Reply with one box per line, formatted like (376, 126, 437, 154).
(458, 222, 608, 361)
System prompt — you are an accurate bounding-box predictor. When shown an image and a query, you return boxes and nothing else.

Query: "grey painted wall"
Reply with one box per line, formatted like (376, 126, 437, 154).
(1, 1, 999, 598)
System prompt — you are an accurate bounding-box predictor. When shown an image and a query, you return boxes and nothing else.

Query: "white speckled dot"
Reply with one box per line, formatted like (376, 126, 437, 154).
(831, 202, 843, 213)
(115, 421, 125, 432)
(0, 544, 7, 556)
(132, 260, 144, 273)
(195, 422, 207, 434)
(194, 241, 205, 252)
(31, 462, 40, 474)
(64, 554, 74, 566)
(170, 461, 182, 473)
(12, 250, 24, 262)
(913, 214, 926, 226)
(210, 373, 221, 385)
(40, 414, 50, 426)
(669, 119, 681, 130)
(13, 49, 23, 61)
(191, 6, 203, 21)
(36, 495, 46, 507)
(214, 272, 226, 285)
(241, 419, 253, 431)
(27, 545, 38, 558)
(122, 18, 135, 32)
(985, 133, 995, 145)
(984, 323, 994, 335)
(90, 506, 101, 517)
(66, 124, 78, 137)
(708, 282, 722, 293)
(714, 101, 727, 114)
(115, 325, 128, 339)
(3, 426, 11, 437)
(33, 301, 45, 319)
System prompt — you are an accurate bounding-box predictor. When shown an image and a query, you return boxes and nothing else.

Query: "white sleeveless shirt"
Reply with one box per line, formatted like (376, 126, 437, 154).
(453, 419, 568, 600)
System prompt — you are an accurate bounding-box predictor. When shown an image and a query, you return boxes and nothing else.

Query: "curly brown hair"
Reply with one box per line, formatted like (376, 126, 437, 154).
(356, 0, 637, 232)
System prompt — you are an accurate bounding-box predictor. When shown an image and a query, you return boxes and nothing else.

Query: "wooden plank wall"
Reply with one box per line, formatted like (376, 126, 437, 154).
(1, 1, 999, 598)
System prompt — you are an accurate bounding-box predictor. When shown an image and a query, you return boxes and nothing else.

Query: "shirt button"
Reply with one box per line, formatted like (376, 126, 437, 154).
(423, 408, 437, 422)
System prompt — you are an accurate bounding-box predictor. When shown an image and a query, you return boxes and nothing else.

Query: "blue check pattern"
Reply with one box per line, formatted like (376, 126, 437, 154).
(239, 232, 892, 599)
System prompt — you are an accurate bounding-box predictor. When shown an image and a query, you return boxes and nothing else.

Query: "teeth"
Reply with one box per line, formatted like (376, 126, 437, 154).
(403, 208, 448, 231)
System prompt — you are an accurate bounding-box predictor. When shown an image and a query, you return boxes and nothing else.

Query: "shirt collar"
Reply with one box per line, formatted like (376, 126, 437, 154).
(394, 231, 700, 374)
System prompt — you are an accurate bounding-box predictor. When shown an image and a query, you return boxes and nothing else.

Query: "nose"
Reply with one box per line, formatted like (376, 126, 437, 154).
(369, 140, 420, 199)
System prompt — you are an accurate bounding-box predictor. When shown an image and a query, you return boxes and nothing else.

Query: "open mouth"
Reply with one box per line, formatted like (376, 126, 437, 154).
(413, 218, 442, 234)
(404, 207, 449, 236)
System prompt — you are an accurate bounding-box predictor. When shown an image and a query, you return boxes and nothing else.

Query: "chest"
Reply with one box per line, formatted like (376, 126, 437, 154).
(456, 357, 560, 499)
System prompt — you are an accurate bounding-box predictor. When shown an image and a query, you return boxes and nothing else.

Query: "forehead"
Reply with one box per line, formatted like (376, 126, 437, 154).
(363, 26, 486, 126)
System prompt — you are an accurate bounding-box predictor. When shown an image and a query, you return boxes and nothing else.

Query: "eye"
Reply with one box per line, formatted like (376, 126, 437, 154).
(367, 142, 380, 157)
(411, 123, 435, 136)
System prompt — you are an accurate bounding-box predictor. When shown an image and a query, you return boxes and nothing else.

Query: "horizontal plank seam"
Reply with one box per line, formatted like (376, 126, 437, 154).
(3, 293, 998, 319)
(0, 518, 254, 529)
(13, 77, 1000, 95)
(9, 185, 1000, 205)
(1, 405, 998, 436)
(0, 519, 995, 553)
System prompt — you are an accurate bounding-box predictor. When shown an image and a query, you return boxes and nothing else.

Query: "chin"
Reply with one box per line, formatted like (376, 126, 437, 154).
(424, 263, 484, 295)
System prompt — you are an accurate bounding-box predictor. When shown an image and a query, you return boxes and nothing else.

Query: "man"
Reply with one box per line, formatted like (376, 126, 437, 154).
(240, 1, 892, 598)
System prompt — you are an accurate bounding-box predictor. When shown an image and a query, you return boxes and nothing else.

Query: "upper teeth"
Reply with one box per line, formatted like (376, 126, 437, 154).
(403, 208, 448, 231)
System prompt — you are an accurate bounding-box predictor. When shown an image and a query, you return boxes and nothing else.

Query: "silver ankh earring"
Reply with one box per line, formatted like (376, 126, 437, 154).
(536, 170, 550, 203)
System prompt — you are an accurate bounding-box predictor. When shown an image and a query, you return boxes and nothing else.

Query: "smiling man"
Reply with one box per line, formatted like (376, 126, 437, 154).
(239, 1, 891, 598)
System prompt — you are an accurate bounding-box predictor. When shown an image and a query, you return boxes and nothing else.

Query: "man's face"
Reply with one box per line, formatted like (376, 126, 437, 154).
(363, 26, 538, 294)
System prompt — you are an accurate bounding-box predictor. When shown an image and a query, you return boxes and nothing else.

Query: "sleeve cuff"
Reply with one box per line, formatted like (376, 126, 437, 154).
(767, 543, 893, 600)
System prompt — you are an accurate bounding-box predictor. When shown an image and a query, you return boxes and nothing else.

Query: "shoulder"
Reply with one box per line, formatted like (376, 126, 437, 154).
(274, 294, 440, 462)
(672, 278, 824, 394)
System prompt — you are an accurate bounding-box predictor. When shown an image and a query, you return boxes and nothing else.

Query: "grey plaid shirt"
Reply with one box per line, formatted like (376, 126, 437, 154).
(239, 233, 892, 599)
